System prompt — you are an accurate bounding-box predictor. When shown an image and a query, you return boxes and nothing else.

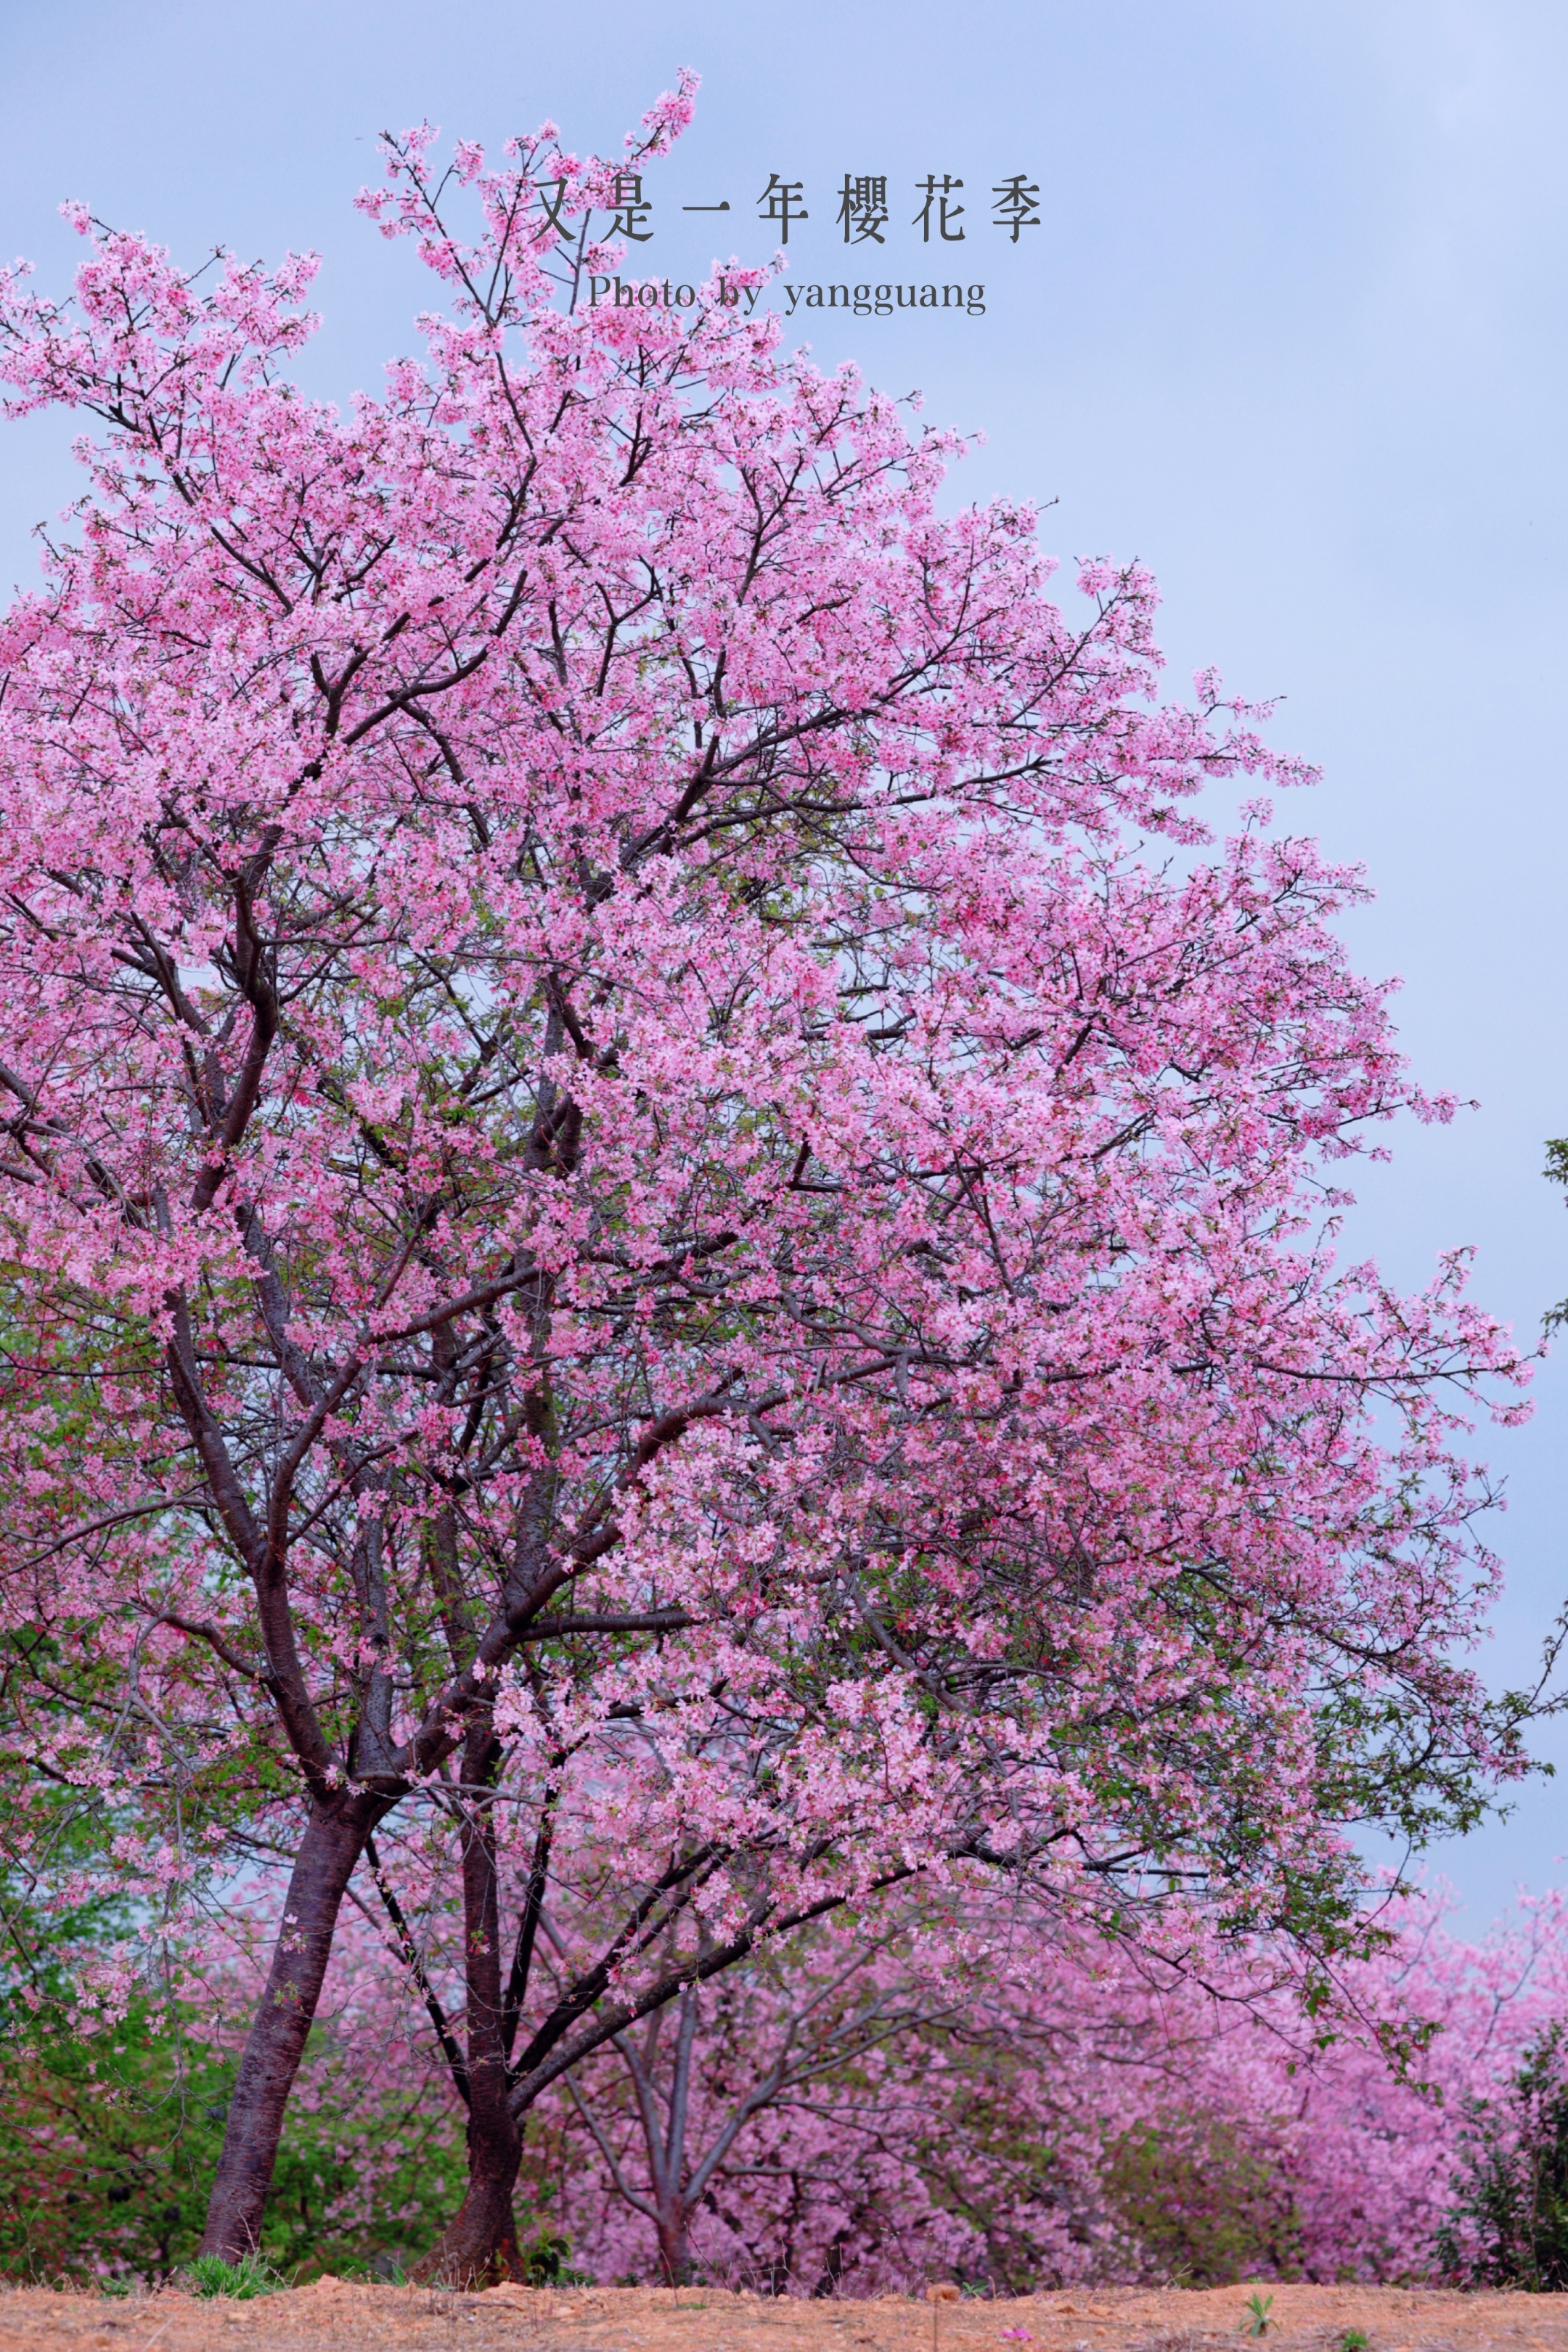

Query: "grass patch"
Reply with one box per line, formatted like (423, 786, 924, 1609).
(184, 2251, 286, 2300)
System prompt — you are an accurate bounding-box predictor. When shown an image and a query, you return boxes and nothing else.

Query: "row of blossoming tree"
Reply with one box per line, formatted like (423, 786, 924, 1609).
(0, 73, 1547, 2287)
(8, 1870, 1568, 2287)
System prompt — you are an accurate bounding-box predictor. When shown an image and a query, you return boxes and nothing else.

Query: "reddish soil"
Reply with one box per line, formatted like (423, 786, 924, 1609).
(3, 2280, 1568, 2352)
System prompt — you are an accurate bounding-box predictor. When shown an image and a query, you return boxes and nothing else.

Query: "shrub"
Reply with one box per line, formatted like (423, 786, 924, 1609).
(1104, 2115, 1304, 2285)
(1437, 2021, 1568, 2287)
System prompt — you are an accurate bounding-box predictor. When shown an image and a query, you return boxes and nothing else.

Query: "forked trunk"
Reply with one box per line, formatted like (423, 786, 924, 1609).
(200, 1793, 377, 2259)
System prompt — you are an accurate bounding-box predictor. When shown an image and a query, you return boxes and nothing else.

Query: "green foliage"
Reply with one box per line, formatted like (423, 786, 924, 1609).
(1437, 2020, 1568, 2288)
(518, 2222, 592, 2287)
(1337, 2331, 1370, 2351)
(0, 1967, 467, 2284)
(1103, 2115, 1304, 2287)
(0, 2001, 229, 2281)
(1244, 2291, 1273, 2335)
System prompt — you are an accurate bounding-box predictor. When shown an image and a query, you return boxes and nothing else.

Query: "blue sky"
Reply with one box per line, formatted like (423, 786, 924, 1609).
(1, 0, 1564, 1925)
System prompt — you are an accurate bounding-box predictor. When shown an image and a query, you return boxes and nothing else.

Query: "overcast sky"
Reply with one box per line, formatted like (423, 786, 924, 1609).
(1, 0, 1564, 1926)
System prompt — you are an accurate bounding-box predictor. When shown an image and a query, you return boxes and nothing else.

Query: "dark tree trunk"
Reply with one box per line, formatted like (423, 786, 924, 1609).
(656, 2204, 690, 2287)
(200, 1793, 377, 2260)
(415, 1732, 526, 2287)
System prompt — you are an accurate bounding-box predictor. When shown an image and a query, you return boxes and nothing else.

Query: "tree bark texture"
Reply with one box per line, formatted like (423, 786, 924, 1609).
(200, 1794, 378, 2261)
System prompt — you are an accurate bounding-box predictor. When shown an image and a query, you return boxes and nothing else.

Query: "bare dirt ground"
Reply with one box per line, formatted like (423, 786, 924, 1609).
(3, 2280, 1568, 2352)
